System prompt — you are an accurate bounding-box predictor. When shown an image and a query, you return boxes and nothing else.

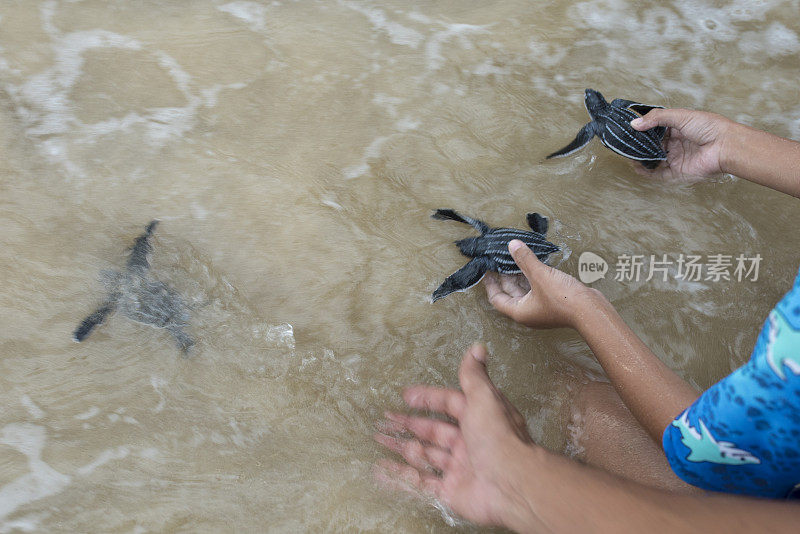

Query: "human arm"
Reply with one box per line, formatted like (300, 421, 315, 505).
(631, 108, 800, 198)
(375, 345, 800, 533)
(485, 240, 698, 443)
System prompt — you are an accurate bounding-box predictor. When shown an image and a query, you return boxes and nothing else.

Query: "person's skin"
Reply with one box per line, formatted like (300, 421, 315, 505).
(375, 110, 800, 530)
(631, 109, 800, 196)
(485, 242, 699, 446)
(375, 345, 800, 532)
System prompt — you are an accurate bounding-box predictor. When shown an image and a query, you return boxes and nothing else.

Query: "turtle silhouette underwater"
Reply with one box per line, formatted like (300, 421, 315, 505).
(73, 220, 194, 353)
(431, 209, 560, 302)
(546, 88, 667, 169)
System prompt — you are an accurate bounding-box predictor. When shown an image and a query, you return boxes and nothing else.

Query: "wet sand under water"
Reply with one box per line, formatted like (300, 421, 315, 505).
(1, 0, 800, 531)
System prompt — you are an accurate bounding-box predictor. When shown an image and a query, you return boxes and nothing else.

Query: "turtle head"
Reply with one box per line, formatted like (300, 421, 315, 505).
(584, 88, 607, 114)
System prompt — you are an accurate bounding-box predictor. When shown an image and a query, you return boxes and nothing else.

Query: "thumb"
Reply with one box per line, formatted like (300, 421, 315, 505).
(508, 240, 546, 283)
(458, 343, 494, 400)
(631, 108, 684, 131)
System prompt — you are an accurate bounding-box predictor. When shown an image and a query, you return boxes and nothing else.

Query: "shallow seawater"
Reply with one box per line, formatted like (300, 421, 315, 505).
(1, 0, 799, 531)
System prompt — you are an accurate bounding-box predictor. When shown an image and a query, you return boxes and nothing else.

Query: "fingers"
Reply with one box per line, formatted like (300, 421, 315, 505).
(373, 459, 442, 498)
(484, 273, 517, 316)
(373, 432, 450, 473)
(384, 412, 460, 449)
(499, 273, 527, 298)
(458, 344, 495, 401)
(403, 386, 465, 420)
(485, 272, 527, 299)
(508, 240, 547, 283)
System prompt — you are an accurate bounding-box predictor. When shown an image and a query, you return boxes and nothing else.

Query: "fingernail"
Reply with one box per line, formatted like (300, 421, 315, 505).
(630, 118, 643, 128)
(508, 240, 523, 253)
(471, 344, 486, 362)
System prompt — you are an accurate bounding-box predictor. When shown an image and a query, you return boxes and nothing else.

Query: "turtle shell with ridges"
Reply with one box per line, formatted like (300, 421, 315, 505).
(431, 209, 559, 302)
(546, 88, 667, 169)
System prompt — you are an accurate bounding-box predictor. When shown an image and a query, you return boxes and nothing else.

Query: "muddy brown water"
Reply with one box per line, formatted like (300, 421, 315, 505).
(1, 1, 799, 531)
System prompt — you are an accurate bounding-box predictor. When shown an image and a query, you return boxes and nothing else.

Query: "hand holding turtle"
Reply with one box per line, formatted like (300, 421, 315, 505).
(484, 240, 596, 329)
(633, 109, 800, 197)
(630, 108, 735, 181)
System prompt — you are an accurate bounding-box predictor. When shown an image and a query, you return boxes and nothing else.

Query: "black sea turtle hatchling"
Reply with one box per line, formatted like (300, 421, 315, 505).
(546, 88, 667, 169)
(73, 220, 193, 353)
(431, 209, 560, 302)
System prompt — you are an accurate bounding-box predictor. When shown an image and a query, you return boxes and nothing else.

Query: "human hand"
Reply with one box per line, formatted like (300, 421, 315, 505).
(373, 344, 537, 529)
(484, 240, 596, 329)
(630, 108, 736, 181)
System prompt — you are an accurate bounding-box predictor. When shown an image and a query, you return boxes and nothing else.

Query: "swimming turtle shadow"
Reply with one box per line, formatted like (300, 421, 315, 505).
(73, 220, 194, 354)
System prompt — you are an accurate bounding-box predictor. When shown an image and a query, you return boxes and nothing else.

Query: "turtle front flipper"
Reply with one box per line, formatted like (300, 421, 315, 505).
(432, 257, 493, 302)
(73, 300, 117, 342)
(126, 220, 159, 271)
(546, 122, 597, 159)
(526, 213, 548, 235)
(432, 209, 489, 235)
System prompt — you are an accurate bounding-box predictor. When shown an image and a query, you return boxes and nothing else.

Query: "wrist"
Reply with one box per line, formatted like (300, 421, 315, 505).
(717, 119, 748, 176)
(498, 443, 549, 532)
(566, 287, 609, 331)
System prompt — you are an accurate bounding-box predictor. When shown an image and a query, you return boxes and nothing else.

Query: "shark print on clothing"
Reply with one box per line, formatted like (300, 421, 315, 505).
(671, 412, 760, 465)
(662, 267, 800, 498)
(766, 311, 800, 381)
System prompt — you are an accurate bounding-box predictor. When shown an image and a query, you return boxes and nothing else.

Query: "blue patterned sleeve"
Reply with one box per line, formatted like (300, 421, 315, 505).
(662, 268, 800, 498)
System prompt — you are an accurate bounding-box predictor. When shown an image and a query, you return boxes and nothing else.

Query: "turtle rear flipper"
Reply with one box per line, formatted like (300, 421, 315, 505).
(168, 327, 194, 355)
(610, 99, 663, 115)
(546, 122, 597, 159)
(432, 209, 489, 234)
(632, 106, 667, 141)
(432, 257, 493, 302)
(641, 159, 663, 170)
(620, 102, 664, 117)
(526, 213, 548, 235)
(73, 300, 117, 342)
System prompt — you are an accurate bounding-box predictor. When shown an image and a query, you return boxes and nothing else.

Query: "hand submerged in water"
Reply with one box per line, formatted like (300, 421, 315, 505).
(373, 344, 536, 528)
(631, 108, 735, 181)
(484, 239, 595, 329)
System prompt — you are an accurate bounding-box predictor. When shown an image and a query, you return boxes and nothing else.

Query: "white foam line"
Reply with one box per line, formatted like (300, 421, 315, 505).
(76, 447, 130, 477)
(218, 1, 269, 33)
(425, 23, 489, 71)
(0, 424, 71, 521)
(20, 396, 44, 420)
(338, 1, 424, 48)
(5, 12, 215, 177)
(74, 406, 100, 420)
(343, 136, 388, 179)
(151, 376, 167, 413)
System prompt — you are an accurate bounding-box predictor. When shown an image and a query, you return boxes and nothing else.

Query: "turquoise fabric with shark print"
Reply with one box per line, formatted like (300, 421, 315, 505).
(663, 268, 800, 498)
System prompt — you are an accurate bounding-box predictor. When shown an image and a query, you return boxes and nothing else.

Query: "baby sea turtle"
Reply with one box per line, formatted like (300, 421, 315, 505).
(546, 88, 667, 169)
(73, 220, 193, 353)
(431, 209, 559, 302)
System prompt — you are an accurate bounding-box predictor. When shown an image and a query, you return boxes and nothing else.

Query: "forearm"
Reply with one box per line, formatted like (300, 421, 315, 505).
(721, 121, 800, 198)
(503, 445, 799, 533)
(571, 290, 698, 443)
